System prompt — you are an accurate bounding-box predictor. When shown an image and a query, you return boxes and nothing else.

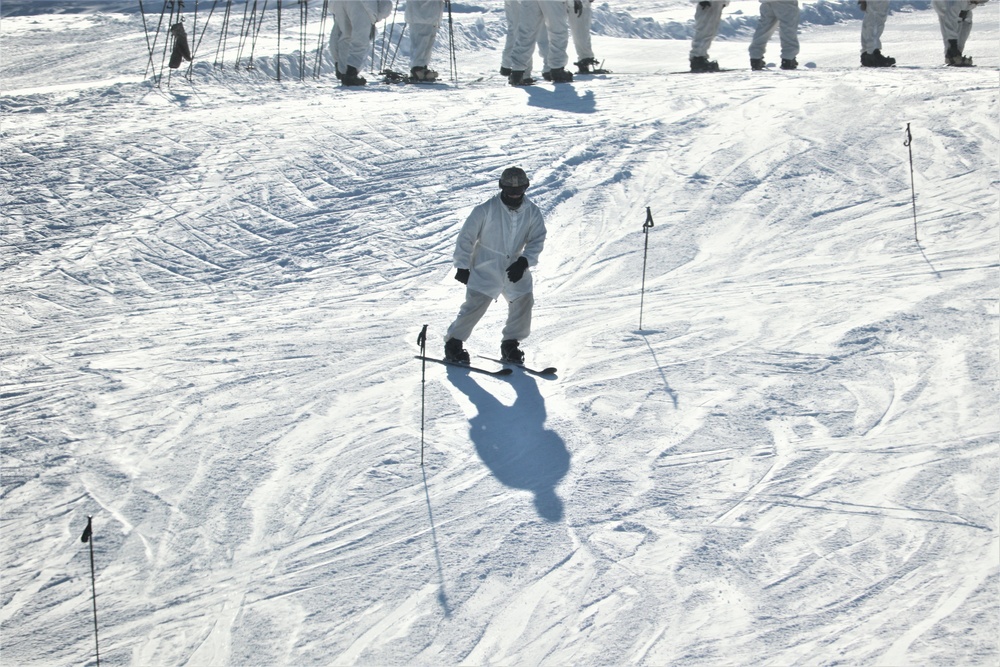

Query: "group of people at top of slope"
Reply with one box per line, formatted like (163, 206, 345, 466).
(693, 0, 988, 73)
(328, 0, 989, 89)
(327, 0, 989, 364)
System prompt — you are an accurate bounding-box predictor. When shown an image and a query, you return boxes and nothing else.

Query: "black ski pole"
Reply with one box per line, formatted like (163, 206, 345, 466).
(445, 0, 457, 83)
(904, 123, 918, 244)
(417, 325, 429, 466)
(81, 516, 100, 667)
(639, 207, 654, 331)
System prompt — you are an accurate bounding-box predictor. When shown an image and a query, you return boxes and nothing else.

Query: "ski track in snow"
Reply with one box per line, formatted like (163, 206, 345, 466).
(1, 3, 998, 666)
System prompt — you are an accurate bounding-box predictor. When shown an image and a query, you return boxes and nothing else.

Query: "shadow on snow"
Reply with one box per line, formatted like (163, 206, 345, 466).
(447, 366, 570, 522)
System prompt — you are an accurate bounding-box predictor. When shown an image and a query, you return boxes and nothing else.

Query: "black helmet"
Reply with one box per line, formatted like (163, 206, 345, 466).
(499, 167, 529, 189)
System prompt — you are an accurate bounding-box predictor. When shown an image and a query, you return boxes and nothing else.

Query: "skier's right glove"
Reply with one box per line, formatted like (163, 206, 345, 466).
(455, 268, 470, 284)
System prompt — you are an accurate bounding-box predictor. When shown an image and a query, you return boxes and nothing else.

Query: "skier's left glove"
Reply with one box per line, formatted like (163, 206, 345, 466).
(455, 268, 470, 284)
(574, 0, 583, 16)
(506, 257, 529, 283)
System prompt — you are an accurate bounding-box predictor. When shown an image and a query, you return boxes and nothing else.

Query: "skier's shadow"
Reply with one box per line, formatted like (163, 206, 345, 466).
(447, 368, 570, 522)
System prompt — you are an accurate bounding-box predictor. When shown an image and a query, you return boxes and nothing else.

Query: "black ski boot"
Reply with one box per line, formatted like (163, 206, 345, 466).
(445, 338, 470, 364)
(500, 66, 512, 76)
(410, 66, 438, 82)
(500, 339, 524, 364)
(690, 55, 720, 72)
(780, 58, 798, 70)
(750, 58, 766, 71)
(945, 40, 974, 66)
(549, 67, 573, 83)
(342, 65, 367, 87)
(861, 49, 895, 67)
(508, 70, 535, 86)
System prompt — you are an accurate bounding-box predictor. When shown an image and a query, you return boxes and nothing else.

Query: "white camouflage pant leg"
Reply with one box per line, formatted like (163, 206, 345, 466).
(690, 1, 726, 59)
(332, 1, 372, 72)
(749, 1, 799, 61)
(539, 0, 571, 70)
(569, 0, 594, 62)
(501, 292, 534, 342)
(409, 22, 438, 69)
(511, 0, 541, 75)
(860, 0, 890, 53)
(446, 289, 494, 342)
(502, 0, 519, 69)
(933, 0, 974, 54)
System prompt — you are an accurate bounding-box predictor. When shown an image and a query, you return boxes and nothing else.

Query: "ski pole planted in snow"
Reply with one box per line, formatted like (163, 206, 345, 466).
(639, 207, 654, 330)
(904, 123, 918, 244)
(417, 325, 429, 466)
(81, 516, 101, 667)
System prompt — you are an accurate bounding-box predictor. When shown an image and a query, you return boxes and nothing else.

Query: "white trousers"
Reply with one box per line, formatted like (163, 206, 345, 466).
(511, 0, 570, 73)
(860, 0, 890, 53)
(409, 22, 439, 68)
(690, 1, 726, 59)
(332, 1, 373, 72)
(569, 0, 594, 62)
(748, 0, 800, 61)
(502, 1, 530, 71)
(933, 0, 974, 53)
(446, 289, 534, 343)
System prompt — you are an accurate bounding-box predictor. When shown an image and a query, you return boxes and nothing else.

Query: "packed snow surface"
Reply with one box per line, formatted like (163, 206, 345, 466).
(2, 1, 998, 665)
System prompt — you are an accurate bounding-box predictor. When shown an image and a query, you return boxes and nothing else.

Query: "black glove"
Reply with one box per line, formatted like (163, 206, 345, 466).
(455, 268, 470, 284)
(506, 257, 529, 283)
(574, 0, 583, 16)
(699, 1, 711, 8)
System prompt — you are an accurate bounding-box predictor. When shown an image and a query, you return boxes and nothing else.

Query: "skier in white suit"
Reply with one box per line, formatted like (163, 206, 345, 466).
(405, 0, 444, 81)
(748, 0, 800, 70)
(445, 167, 547, 365)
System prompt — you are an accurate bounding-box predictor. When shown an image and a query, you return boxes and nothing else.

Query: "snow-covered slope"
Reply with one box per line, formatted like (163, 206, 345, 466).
(2, 2, 998, 665)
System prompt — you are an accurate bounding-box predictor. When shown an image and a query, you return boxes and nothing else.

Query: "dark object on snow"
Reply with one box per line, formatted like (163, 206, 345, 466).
(861, 49, 896, 67)
(168, 22, 192, 69)
(500, 339, 524, 364)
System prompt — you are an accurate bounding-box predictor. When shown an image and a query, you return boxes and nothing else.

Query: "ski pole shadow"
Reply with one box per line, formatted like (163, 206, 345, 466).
(638, 331, 679, 409)
(522, 83, 596, 114)
(421, 466, 452, 617)
(447, 367, 570, 522)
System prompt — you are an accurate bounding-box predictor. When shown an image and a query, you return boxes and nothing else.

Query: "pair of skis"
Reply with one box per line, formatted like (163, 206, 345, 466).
(414, 355, 556, 378)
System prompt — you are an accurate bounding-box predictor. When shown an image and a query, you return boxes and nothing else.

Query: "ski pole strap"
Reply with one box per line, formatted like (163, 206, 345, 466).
(643, 206, 654, 232)
(904, 122, 912, 147)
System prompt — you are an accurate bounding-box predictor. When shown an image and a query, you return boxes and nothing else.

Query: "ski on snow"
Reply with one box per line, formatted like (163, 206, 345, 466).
(479, 356, 557, 377)
(414, 355, 513, 377)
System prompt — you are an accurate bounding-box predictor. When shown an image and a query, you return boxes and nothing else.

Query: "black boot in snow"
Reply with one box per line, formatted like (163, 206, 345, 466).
(500, 340, 524, 364)
(780, 58, 798, 70)
(690, 55, 720, 72)
(548, 67, 574, 83)
(445, 338, 470, 364)
(342, 65, 367, 86)
(750, 58, 766, 71)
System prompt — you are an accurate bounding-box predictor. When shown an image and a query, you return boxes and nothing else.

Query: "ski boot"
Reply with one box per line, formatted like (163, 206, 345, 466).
(780, 58, 798, 70)
(410, 66, 439, 82)
(548, 67, 574, 83)
(500, 339, 525, 365)
(861, 49, 895, 67)
(445, 338, 470, 364)
(341, 65, 367, 87)
(508, 70, 535, 86)
(750, 58, 766, 71)
(690, 55, 720, 73)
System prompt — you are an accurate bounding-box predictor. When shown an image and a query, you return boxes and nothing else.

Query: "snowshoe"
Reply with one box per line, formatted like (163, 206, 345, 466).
(445, 338, 470, 364)
(690, 55, 720, 73)
(946, 53, 974, 67)
(500, 339, 525, 365)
